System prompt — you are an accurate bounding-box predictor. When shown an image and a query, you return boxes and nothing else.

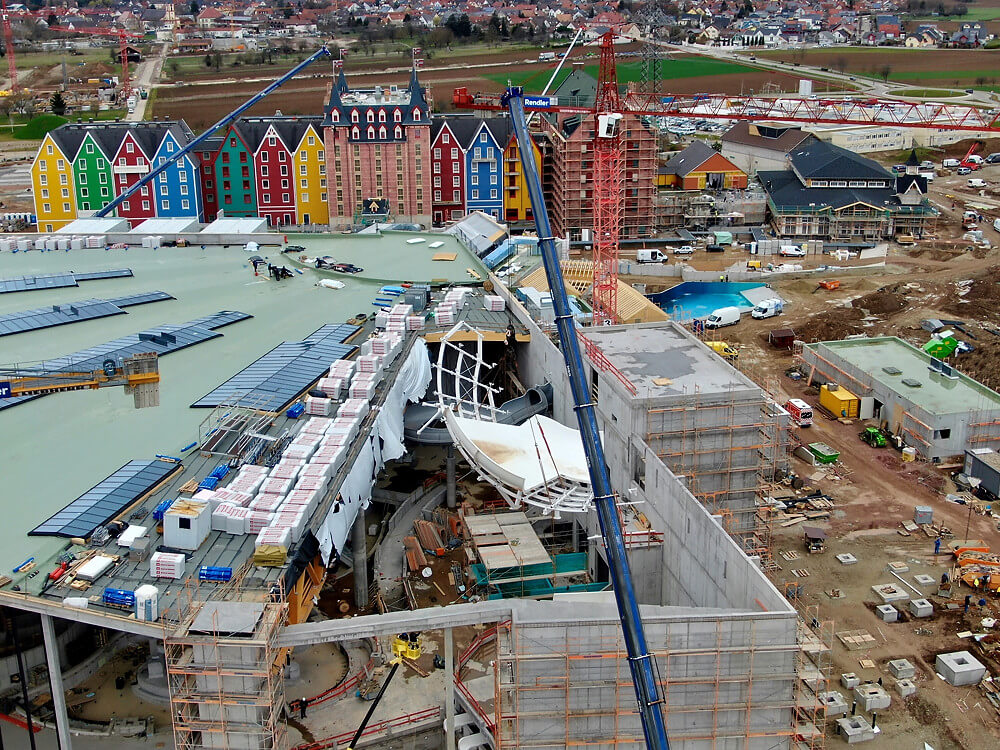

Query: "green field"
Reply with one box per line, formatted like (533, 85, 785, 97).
(894, 88, 965, 97)
(888, 69, 1000, 81)
(911, 7, 1000, 21)
(487, 58, 757, 92)
(0, 109, 126, 142)
(16, 48, 118, 69)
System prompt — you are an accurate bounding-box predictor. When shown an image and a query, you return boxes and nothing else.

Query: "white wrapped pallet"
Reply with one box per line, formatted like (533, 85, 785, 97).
(56, 238, 70, 251)
(227, 475, 263, 495)
(435, 308, 456, 326)
(360, 339, 373, 357)
(484, 294, 506, 311)
(349, 379, 377, 400)
(375, 311, 390, 328)
(285, 487, 319, 508)
(212, 503, 237, 532)
(329, 358, 355, 376)
(317, 377, 343, 398)
(135, 585, 159, 621)
(16, 238, 31, 251)
(238, 464, 270, 476)
(314, 443, 347, 470)
(294, 475, 324, 493)
(260, 476, 292, 497)
(292, 431, 322, 450)
(86, 235, 104, 248)
(269, 460, 303, 481)
(226, 507, 250, 534)
(406, 315, 424, 331)
(339, 398, 370, 420)
(193, 489, 216, 504)
(301, 417, 332, 435)
(70, 237, 84, 250)
(34, 236, 48, 250)
(0, 239, 10, 252)
(256, 526, 291, 550)
(248, 511, 272, 534)
(282, 444, 314, 462)
(249, 493, 285, 513)
(390, 303, 414, 316)
(141, 236, 152, 249)
(357, 354, 382, 373)
(301, 462, 331, 480)
(305, 396, 332, 416)
(149, 551, 186, 579)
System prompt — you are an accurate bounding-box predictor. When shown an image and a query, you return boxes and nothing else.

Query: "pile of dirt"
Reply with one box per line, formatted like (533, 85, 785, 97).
(793, 308, 865, 341)
(851, 285, 908, 315)
(950, 337, 1000, 391)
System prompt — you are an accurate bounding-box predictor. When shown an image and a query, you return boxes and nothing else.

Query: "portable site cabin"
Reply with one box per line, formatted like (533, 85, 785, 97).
(819, 383, 860, 419)
(769, 327, 796, 350)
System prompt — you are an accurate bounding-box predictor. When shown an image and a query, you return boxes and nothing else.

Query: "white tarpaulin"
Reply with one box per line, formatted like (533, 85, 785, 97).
(316, 339, 432, 562)
(445, 411, 595, 516)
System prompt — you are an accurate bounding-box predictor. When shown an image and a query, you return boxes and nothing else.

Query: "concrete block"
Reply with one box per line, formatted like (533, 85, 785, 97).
(872, 583, 909, 603)
(876, 604, 898, 622)
(837, 716, 876, 744)
(936, 651, 987, 687)
(841, 672, 860, 689)
(887, 560, 909, 574)
(853, 684, 891, 711)
(914, 505, 933, 525)
(837, 553, 858, 565)
(909, 598, 933, 618)
(914, 574, 935, 586)
(895, 678, 916, 698)
(888, 658, 915, 679)
(819, 690, 849, 717)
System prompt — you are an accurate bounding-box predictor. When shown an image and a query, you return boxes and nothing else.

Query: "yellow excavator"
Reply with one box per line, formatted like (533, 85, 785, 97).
(0, 352, 161, 408)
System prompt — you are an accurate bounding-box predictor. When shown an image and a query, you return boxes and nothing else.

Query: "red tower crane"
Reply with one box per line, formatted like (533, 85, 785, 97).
(49, 26, 144, 100)
(2, 0, 16, 93)
(454, 33, 1000, 326)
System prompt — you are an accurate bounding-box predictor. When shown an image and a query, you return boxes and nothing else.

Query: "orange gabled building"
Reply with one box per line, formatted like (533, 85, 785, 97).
(657, 141, 748, 191)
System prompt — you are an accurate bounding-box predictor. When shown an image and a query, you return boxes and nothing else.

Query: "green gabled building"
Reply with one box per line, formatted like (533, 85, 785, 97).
(72, 129, 117, 214)
(214, 122, 263, 216)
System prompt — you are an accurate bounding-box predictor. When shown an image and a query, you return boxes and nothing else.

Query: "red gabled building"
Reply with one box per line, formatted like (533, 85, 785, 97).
(251, 121, 296, 227)
(430, 120, 468, 225)
(112, 130, 156, 227)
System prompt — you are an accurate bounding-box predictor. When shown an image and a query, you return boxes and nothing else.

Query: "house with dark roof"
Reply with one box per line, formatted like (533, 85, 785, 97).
(758, 139, 936, 241)
(721, 121, 810, 176)
(657, 141, 748, 190)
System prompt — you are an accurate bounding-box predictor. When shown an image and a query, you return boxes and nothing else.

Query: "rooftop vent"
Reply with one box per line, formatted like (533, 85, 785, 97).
(882, 366, 902, 375)
(901, 378, 922, 388)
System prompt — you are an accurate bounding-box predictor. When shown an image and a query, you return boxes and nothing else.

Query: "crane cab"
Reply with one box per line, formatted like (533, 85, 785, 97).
(598, 113, 623, 138)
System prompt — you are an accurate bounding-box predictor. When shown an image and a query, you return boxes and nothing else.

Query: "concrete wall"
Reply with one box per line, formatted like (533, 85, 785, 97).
(503, 600, 798, 749)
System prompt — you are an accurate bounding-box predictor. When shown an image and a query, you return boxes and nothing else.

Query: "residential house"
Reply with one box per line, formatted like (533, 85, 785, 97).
(72, 129, 115, 215)
(951, 22, 989, 47)
(151, 123, 201, 220)
(32, 131, 80, 232)
(215, 123, 258, 218)
(657, 141, 748, 190)
(193, 137, 222, 223)
(465, 119, 509, 221)
(721, 121, 810, 176)
(292, 120, 328, 226)
(430, 120, 469, 226)
(111, 129, 158, 227)
(502, 130, 542, 223)
(251, 120, 298, 227)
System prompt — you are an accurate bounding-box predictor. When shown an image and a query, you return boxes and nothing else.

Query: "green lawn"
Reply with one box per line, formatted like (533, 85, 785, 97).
(894, 88, 965, 97)
(910, 7, 1000, 21)
(16, 48, 119, 69)
(487, 57, 757, 91)
(888, 69, 1000, 81)
(0, 108, 126, 142)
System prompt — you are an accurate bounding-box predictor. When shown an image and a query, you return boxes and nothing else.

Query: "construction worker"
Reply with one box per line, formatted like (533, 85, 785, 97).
(934, 537, 942, 555)
(965, 594, 972, 613)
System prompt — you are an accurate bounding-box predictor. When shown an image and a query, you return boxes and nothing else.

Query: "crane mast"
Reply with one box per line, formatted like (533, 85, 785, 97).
(504, 86, 670, 750)
(2, 0, 16, 93)
(592, 35, 623, 327)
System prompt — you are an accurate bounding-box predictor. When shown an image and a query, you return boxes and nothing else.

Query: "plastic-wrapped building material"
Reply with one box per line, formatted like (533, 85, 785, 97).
(212, 503, 238, 531)
(301, 417, 333, 435)
(248, 511, 272, 534)
(226, 507, 250, 534)
(484, 294, 506, 312)
(339, 398, 371, 420)
(149, 551, 186, 579)
(260, 476, 292, 497)
(249, 493, 285, 513)
(305, 396, 332, 416)
(270, 460, 304, 481)
(317, 377, 344, 398)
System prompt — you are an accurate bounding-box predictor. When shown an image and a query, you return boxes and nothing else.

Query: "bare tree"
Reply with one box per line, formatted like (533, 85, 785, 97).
(879, 64, 892, 82)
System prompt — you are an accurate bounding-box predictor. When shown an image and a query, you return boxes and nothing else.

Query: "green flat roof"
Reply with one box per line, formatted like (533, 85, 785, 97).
(806, 337, 1000, 416)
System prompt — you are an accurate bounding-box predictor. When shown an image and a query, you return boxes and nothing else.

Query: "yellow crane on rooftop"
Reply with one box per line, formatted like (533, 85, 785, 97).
(0, 352, 160, 408)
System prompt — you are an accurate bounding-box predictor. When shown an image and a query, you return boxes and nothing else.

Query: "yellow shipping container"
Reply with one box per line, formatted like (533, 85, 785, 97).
(819, 384, 859, 418)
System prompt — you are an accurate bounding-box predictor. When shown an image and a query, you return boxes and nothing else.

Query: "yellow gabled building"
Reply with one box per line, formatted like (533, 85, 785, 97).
(503, 132, 542, 223)
(292, 120, 328, 226)
(32, 132, 78, 231)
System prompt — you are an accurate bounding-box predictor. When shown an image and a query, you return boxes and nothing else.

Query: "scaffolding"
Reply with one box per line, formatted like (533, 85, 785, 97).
(792, 604, 834, 750)
(495, 613, 802, 748)
(163, 575, 288, 750)
(645, 386, 774, 549)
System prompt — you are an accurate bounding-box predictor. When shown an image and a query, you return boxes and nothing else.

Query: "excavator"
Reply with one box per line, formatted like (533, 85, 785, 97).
(0, 352, 160, 408)
(960, 140, 986, 171)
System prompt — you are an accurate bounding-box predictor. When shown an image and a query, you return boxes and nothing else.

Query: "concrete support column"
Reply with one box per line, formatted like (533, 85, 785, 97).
(353, 507, 369, 610)
(446, 445, 457, 509)
(41, 615, 72, 750)
(444, 627, 456, 750)
(572, 518, 580, 553)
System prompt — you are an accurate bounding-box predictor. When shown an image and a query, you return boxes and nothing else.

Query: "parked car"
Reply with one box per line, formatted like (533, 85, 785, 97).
(284, 244, 306, 253)
(705, 244, 725, 252)
(779, 245, 806, 257)
(986, 153, 1000, 164)
(943, 158, 961, 168)
(920, 160, 935, 170)
(958, 166, 973, 175)
(674, 245, 695, 255)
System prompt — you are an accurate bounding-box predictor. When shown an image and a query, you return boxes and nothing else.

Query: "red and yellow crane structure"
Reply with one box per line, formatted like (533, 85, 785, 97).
(454, 32, 1000, 325)
(0, 352, 160, 407)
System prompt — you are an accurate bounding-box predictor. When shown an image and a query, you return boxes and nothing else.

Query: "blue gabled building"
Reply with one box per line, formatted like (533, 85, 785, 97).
(151, 123, 202, 220)
(463, 119, 509, 221)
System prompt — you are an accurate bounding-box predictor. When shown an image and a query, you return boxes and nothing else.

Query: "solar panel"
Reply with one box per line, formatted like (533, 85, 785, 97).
(73, 269, 134, 282)
(0, 311, 253, 412)
(0, 269, 134, 294)
(108, 291, 175, 308)
(30, 459, 180, 538)
(192, 324, 359, 411)
(0, 292, 175, 338)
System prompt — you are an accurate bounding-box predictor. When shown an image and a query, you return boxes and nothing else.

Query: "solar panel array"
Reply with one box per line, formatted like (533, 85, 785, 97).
(30, 459, 179, 538)
(192, 323, 359, 411)
(0, 292, 174, 338)
(0, 269, 133, 294)
(0, 310, 253, 412)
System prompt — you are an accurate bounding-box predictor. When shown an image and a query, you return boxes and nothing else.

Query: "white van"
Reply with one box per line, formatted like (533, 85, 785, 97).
(705, 306, 741, 328)
(942, 158, 961, 168)
(538, 52, 556, 62)
(636, 249, 667, 263)
(969, 178, 988, 188)
(751, 298, 784, 319)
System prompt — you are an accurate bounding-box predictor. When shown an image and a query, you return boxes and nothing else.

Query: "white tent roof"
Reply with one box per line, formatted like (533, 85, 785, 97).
(130, 217, 201, 234)
(448, 413, 590, 493)
(201, 217, 268, 234)
(55, 217, 130, 234)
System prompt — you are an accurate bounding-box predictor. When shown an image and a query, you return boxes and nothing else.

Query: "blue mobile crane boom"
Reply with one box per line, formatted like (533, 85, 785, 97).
(97, 46, 333, 219)
(503, 86, 670, 750)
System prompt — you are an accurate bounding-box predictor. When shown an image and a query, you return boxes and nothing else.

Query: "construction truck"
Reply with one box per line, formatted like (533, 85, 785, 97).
(859, 427, 887, 448)
(705, 341, 739, 361)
